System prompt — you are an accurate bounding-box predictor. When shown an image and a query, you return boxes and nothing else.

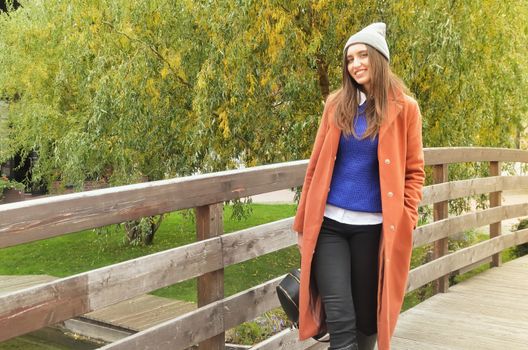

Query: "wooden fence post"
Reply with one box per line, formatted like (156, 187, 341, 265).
(196, 203, 225, 350)
(489, 161, 502, 267)
(433, 164, 449, 293)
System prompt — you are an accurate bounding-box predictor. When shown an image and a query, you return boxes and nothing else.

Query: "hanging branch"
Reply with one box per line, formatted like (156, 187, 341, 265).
(102, 20, 192, 89)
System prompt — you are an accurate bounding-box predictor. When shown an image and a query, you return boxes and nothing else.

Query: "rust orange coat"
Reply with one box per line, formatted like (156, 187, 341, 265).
(293, 89, 425, 350)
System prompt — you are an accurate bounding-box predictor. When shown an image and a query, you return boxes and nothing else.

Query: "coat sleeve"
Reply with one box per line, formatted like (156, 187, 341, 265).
(292, 101, 331, 234)
(404, 99, 426, 228)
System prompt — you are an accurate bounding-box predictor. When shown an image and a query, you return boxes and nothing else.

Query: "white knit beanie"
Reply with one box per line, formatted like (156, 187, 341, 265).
(343, 22, 390, 62)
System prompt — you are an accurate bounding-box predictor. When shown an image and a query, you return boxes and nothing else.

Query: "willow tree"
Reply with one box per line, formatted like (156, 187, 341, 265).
(1, 0, 527, 217)
(0, 0, 211, 244)
(0, 0, 210, 186)
(184, 0, 527, 173)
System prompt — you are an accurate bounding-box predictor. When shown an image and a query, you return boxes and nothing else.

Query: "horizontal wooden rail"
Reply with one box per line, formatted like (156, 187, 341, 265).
(2, 148, 528, 250)
(2, 147, 528, 347)
(420, 176, 528, 206)
(1, 202, 526, 341)
(413, 202, 528, 247)
(0, 218, 296, 341)
(407, 228, 528, 292)
(423, 147, 528, 165)
(0, 161, 306, 248)
(99, 276, 283, 350)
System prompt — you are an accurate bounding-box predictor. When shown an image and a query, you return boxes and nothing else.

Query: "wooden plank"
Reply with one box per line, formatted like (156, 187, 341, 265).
(489, 161, 502, 267)
(0, 275, 58, 296)
(420, 176, 528, 206)
(99, 276, 284, 350)
(413, 203, 528, 247)
(223, 277, 280, 331)
(423, 147, 528, 166)
(455, 256, 492, 275)
(396, 255, 528, 349)
(0, 238, 223, 342)
(2, 147, 528, 249)
(390, 336, 453, 350)
(222, 218, 296, 266)
(305, 342, 328, 350)
(407, 229, 528, 292)
(196, 203, 225, 350)
(396, 308, 528, 349)
(251, 328, 327, 350)
(85, 295, 196, 331)
(99, 297, 224, 350)
(0, 217, 298, 341)
(0, 160, 308, 248)
(433, 164, 449, 293)
(420, 292, 528, 322)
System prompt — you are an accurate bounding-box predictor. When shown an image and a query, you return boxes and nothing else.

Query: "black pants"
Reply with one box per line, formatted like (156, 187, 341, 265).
(312, 216, 382, 349)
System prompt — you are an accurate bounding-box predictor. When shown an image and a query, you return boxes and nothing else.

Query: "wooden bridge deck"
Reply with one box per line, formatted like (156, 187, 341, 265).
(0, 274, 195, 334)
(390, 254, 528, 349)
(2, 254, 527, 349)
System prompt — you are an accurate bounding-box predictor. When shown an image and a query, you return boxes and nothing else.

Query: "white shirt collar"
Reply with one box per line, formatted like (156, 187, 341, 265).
(359, 91, 367, 106)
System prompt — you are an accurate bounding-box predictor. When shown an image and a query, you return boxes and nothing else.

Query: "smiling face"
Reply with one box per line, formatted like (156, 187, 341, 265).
(346, 43, 371, 92)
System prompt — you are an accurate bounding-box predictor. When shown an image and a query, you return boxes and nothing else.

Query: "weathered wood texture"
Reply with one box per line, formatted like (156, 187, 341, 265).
(433, 164, 449, 293)
(420, 175, 528, 206)
(0, 275, 57, 296)
(0, 219, 297, 342)
(84, 294, 195, 332)
(0, 275, 197, 334)
(407, 228, 528, 292)
(0, 202, 526, 341)
(251, 329, 325, 350)
(196, 203, 225, 350)
(489, 161, 502, 267)
(2, 148, 528, 249)
(98, 276, 283, 350)
(0, 161, 307, 248)
(2, 147, 528, 347)
(394, 254, 528, 349)
(423, 147, 528, 165)
(412, 202, 528, 247)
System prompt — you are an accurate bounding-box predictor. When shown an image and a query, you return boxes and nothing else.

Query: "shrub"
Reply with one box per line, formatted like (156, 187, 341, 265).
(512, 218, 528, 257)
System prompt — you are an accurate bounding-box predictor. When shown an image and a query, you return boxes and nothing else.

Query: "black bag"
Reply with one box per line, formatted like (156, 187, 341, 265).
(276, 268, 329, 342)
(276, 268, 302, 326)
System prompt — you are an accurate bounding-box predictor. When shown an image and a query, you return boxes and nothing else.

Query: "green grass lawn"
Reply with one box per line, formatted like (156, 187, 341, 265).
(0, 203, 300, 302)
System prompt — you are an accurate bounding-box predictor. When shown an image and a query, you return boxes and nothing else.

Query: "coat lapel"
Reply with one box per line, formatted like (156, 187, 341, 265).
(378, 89, 404, 142)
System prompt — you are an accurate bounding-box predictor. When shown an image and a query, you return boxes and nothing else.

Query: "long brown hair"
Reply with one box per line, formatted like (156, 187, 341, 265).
(333, 44, 409, 140)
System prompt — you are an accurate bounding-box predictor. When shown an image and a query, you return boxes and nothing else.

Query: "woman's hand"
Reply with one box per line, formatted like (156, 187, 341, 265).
(297, 232, 303, 254)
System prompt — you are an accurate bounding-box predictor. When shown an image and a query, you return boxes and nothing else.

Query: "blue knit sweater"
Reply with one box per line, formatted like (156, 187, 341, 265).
(326, 103, 382, 212)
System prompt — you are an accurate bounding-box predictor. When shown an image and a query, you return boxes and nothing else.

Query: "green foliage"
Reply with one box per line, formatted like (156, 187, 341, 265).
(0, 174, 24, 198)
(120, 215, 164, 246)
(513, 218, 528, 257)
(226, 309, 292, 345)
(0, 0, 206, 187)
(0, 0, 526, 190)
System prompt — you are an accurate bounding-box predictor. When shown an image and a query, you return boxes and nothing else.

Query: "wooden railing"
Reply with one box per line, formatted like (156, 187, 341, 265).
(1, 147, 528, 350)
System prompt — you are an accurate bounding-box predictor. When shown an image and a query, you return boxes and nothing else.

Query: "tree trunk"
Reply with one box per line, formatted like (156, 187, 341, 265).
(316, 54, 330, 101)
(123, 215, 164, 245)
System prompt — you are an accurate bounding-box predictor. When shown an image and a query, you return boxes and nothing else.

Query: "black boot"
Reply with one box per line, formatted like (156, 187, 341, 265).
(357, 330, 377, 350)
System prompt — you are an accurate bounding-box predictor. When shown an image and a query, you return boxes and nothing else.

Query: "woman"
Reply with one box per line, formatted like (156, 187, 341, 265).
(293, 23, 425, 350)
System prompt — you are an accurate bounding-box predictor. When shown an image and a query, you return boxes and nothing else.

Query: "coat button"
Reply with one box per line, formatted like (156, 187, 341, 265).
(390, 225, 395, 231)
(384, 159, 391, 165)
(387, 192, 394, 198)
(385, 258, 390, 263)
